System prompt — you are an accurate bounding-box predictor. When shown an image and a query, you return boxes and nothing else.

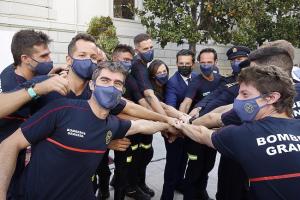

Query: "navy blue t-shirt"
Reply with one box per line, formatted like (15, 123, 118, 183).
(123, 74, 143, 103)
(20, 98, 131, 200)
(212, 117, 300, 200)
(185, 73, 222, 105)
(196, 75, 239, 115)
(131, 56, 153, 92)
(292, 83, 300, 119)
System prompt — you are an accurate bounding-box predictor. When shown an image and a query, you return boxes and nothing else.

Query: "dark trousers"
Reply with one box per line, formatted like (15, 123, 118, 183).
(93, 151, 111, 195)
(216, 155, 250, 200)
(136, 135, 153, 185)
(161, 137, 187, 200)
(184, 139, 216, 200)
(114, 135, 140, 200)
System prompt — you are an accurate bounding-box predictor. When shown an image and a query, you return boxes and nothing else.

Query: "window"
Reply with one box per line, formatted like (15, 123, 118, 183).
(113, 0, 135, 20)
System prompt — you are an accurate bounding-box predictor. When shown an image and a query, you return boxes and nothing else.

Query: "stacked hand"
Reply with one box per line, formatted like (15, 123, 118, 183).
(163, 116, 190, 143)
(188, 107, 202, 119)
(179, 113, 191, 124)
(108, 138, 131, 151)
(35, 74, 69, 96)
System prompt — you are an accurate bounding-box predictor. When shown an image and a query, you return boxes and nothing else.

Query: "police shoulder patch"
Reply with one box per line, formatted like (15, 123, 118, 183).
(105, 130, 113, 145)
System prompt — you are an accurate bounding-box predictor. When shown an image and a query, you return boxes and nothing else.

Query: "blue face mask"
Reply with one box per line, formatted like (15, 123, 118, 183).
(71, 57, 97, 80)
(231, 61, 241, 74)
(155, 73, 169, 85)
(140, 49, 154, 63)
(200, 64, 214, 77)
(233, 95, 267, 122)
(93, 85, 122, 110)
(120, 61, 132, 71)
(30, 57, 53, 75)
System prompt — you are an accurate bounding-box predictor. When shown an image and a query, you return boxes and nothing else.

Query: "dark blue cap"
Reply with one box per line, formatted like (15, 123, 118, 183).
(226, 46, 250, 60)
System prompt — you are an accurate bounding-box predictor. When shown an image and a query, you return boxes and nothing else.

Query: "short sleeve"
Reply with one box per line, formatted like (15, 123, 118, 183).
(211, 125, 245, 161)
(131, 59, 153, 92)
(194, 93, 211, 108)
(110, 99, 127, 115)
(113, 118, 132, 139)
(221, 109, 242, 126)
(20, 100, 65, 144)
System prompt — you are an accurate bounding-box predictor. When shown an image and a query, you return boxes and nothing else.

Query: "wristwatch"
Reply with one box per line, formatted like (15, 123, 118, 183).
(26, 83, 39, 100)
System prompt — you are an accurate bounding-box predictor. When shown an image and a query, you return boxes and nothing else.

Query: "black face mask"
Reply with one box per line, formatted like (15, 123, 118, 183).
(178, 65, 192, 77)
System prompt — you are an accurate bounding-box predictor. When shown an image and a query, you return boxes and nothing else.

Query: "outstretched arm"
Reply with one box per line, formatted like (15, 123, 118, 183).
(174, 121, 214, 148)
(192, 113, 223, 128)
(179, 97, 193, 114)
(160, 102, 191, 123)
(122, 100, 177, 125)
(144, 89, 167, 115)
(192, 104, 232, 128)
(0, 129, 30, 198)
(0, 89, 31, 118)
(138, 98, 152, 110)
(125, 120, 177, 137)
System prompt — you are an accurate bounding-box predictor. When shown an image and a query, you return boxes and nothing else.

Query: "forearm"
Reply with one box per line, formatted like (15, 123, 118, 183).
(138, 98, 152, 110)
(180, 123, 214, 148)
(161, 102, 185, 119)
(0, 143, 19, 198)
(0, 89, 31, 118)
(179, 99, 192, 113)
(192, 113, 223, 128)
(123, 101, 169, 123)
(144, 93, 166, 115)
(126, 120, 170, 136)
(211, 104, 233, 114)
(117, 113, 140, 120)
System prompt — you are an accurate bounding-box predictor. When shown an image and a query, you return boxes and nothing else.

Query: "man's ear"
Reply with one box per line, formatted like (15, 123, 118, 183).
(190, 62, 194, 69)
(66, 55, 73, 68)
(89, 80, 95, 91)
(266, 92, 281, 104)
(215, 59, 218, 66)
(21, 54, 30, 65)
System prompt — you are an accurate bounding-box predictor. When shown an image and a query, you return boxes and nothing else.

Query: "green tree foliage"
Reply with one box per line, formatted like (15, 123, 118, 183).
(135, 0, 300, 51)
(87, 16, 119, 56)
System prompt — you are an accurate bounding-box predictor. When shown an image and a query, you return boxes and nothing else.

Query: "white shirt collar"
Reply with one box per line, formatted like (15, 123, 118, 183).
(180, 73, 191, 81)
(179, 73, 192, 85)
